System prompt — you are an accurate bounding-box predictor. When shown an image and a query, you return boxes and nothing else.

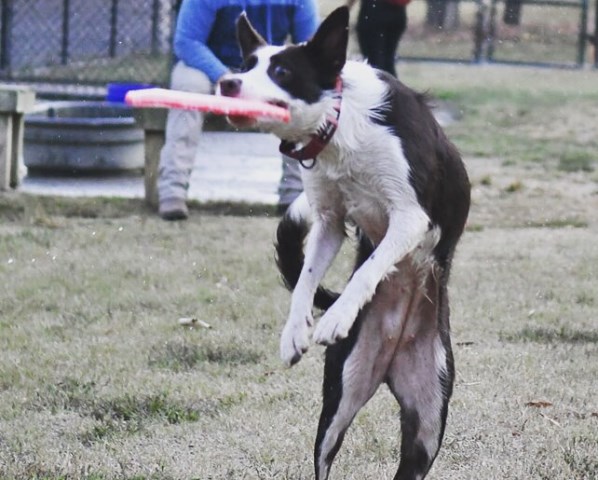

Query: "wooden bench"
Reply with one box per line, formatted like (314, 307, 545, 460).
(131, 108, 167, 208)
(0, 86, 36, 190)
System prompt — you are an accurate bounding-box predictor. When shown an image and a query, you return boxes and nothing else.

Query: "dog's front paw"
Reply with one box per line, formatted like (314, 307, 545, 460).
(312, 303, 355, 346)
(280, 313, 313, 367)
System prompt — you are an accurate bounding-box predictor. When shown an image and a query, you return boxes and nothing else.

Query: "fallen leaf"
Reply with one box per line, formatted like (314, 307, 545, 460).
(525, 400, 553, 408)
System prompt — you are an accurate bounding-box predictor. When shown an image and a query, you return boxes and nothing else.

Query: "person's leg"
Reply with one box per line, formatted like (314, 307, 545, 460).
(358, 2, 406, 77)
(382, 5, 407, 77)
(357, 0, 392, 73)
(277, 155, 303, 214)
(356, 0, 385, 68)
(158, 61, 212, 220)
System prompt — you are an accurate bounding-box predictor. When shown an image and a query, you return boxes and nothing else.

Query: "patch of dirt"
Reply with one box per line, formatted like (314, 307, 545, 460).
(465, 157, 598, 229)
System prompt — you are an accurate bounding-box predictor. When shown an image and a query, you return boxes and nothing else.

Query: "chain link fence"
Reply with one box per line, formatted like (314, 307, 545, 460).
(1, 0, 177, 87)
(0, 0, 596, 93)
(389, 0, 593, 67)
(484, 0, 591, 66)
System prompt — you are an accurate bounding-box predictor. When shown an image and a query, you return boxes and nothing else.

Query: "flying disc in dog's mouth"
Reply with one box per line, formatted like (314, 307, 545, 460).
(124, 88, 290, 123)
(226, 114, 257, 128)
(227, 99, 289, 128)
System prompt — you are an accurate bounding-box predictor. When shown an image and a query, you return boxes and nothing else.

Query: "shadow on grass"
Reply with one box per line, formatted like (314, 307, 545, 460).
(500, 326, 598, 344)
(11, 468, 180, 480)
(28, 378, 246, 445)
(148, 340, 263, 371)
(563, 436, 598, 479)
(0, 193, 278, 222)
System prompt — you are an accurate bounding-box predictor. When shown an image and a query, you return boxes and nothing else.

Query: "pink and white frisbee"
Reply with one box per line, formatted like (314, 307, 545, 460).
(124, 87, 290, 123)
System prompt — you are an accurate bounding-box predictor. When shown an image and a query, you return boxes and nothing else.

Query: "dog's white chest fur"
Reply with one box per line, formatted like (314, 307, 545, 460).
(307, 156, 392, 242)
(302, 62, 424, 245)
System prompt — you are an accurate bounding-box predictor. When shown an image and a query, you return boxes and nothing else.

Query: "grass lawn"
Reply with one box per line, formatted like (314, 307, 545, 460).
(1, 62, 597, 479)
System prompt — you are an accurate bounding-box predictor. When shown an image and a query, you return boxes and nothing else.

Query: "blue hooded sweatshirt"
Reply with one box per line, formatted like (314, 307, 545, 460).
(174, 0, 319, 84)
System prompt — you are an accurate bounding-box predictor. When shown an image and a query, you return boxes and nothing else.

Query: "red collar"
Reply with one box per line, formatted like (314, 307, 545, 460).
(279, 76, 343, 169)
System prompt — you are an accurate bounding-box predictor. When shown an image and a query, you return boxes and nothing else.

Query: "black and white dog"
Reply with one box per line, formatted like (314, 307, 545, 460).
(219, 7, 470, 480)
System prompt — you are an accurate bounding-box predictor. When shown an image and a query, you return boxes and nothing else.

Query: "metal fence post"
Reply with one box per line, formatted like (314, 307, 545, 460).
(109, 0, 118, 58)
(472, 0, 486, 63)
(61, 0, 70, 65)
(0, 0, 13, 72)
(151, 0, 160, 55)
(486, 0, 498, 62)
(577, 0, 588, 66)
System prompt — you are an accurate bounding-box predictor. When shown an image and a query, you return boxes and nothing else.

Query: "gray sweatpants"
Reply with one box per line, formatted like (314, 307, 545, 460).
(158, 61, 303, 206)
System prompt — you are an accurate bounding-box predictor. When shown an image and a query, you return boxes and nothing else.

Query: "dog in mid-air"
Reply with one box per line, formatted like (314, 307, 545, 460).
(218, 6, 471, 480)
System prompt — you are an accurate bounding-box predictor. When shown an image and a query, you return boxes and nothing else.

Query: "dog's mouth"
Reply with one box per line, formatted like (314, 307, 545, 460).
(266, 99, 289, 111)
(227, 114, 258, 128)
(227, 99, 289, 129)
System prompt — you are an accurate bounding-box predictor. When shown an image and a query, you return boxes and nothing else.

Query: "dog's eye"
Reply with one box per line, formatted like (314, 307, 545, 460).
(273, 65, 291, 82)
(242, 55, 257, 72)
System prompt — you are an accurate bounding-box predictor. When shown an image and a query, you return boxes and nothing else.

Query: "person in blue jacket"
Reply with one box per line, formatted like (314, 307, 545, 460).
(158, 0, 319, 220)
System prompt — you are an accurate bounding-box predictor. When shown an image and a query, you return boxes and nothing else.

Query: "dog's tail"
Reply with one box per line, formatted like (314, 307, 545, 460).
(275, 194, 339, 311)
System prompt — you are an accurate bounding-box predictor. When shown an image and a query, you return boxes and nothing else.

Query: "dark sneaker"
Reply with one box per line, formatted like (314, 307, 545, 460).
(159, 198, 189, 221)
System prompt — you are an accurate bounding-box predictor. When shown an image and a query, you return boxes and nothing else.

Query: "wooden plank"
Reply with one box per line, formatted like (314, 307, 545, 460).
(0, 115, 14, 190)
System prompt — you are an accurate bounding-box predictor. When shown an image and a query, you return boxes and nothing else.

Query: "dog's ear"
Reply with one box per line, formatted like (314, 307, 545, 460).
(236, 12, 267, 59)
(305, 7, 349, 82)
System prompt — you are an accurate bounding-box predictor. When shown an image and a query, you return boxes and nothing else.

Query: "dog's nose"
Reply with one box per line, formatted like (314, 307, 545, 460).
(219, 78, 242, 97)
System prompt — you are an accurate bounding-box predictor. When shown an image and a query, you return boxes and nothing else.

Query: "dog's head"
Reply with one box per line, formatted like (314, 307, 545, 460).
(218, 6, 349, 138)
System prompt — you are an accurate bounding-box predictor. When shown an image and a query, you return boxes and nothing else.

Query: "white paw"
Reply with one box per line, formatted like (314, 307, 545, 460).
(312, 303, 356, 346)
(280, 312, 313, 367)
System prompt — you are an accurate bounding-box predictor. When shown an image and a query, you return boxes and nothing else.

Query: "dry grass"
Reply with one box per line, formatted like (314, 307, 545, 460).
(1, 61, 598, 479)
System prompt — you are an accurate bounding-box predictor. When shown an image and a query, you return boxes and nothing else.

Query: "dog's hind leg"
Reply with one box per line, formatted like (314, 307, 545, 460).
(314, 272, 411, 479)
(387, 274, 454, 480)
(313, 312, 389, 480)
